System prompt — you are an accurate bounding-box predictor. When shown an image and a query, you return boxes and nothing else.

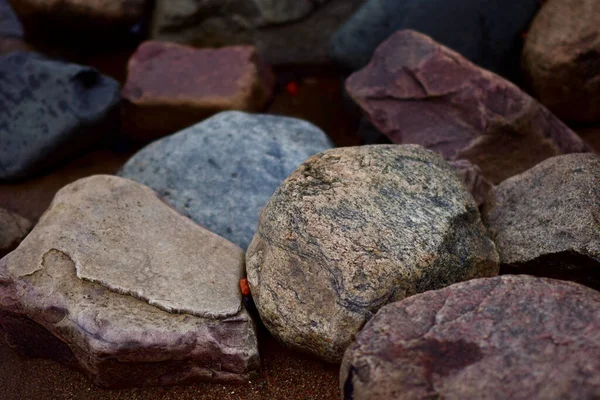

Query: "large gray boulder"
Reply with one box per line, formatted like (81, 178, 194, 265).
(246, 145, 499, 362)
(483, 153, 600, 290)
(0, 52, 120, 181)
(0, 175, 259, 388)
(341, 275, 600, 400)
(119, 111, 334, 250)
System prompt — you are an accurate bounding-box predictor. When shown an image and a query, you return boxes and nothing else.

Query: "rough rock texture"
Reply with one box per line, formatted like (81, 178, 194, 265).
(246, 145, 499, 362)
(346, 30, 591, 184)
(448, 159, 493, 207)
(151, 0, 365, 65)
(122, 41, 275, 141)
(330, 0, 539, 80)
(0, 208, 32, 258)
(341, 275, 600, 400)
(0, 175, 259, 388)
(0, 52, 120, 181)
(522, 0, 600, 122)
(483, 153, 600, 290)
(8, 0, 148, 34)
(119, 111, 333, 250)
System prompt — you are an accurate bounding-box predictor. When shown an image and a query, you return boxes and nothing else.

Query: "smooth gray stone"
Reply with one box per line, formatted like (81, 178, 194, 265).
(119, 111, 334, 250)
(330, 0, 539, 80)
(0, 52, 120, 181)
(0, 0, 22, 37)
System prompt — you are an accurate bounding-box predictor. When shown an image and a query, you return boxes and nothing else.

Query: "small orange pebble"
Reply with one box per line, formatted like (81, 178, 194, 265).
(240, 278, 251, 296)
(286, 81, 300, 95)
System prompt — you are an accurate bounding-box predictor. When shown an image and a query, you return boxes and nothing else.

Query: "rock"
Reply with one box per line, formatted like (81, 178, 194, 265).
(576, 127, 600, 153)
(341, 275, 600, 400)
(0, 208, 31, 258)
(0, 52, 120, 181)
(448, 160, 493, 207)
(0, 0, 22, 37)
(118, 111, 333, 250)
(246, 145, 499, 362)
(330, 0, 539, 80)
(0, 175, 259, 388)
(151, 0, 365, 65)
(483, 153, 600, 290)
(8, 0, 148, 35)
(522, 0, 600, 122)
(346, 30, 591, 184)
(122, 41, 275, 142)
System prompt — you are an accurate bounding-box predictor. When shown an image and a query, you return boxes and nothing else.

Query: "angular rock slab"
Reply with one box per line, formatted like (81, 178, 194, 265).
(0, 52, 120, 181)
(346, 30, 591, 184)
(0, 208, 32, 258)
(448, 159, 493, 207)
(246, 145, 499, 362)
(330, 0, 539, 79)
(122, 41, 275, 141)
(119, 111, 334, 250)
(522, 0, 600, 122)
(151, 0, 365, 65)
(341, 275, 600, 400)
(483, 153, 600, 290)
(0, 175, 259, 388)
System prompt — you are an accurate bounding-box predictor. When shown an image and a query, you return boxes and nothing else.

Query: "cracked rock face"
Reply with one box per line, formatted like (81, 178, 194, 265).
(522, 0, 600, 122)
(122, 41, 275, 142)
(0, 52, 120, 181)
(483, 153, 600, 290)
(330, 0, 539, 79)
(119, 111, 333, 250)
(246, 145, 499, 362)
(346, 30, 591, 185)
(151, 0, 364, 65)
(0, 208, 32, 258)
(0, 175, 259, 388)
(341, 275, 600, 400)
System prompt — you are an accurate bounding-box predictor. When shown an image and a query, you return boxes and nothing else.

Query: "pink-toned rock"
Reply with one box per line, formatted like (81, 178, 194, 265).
(522, 0, 600, 122)
(346, 30, 591, 184)
(0, 175, 259, 388)
(122, 41, 275, 141)
(341, 275, 600, 400)
(448, 159, 493, 206)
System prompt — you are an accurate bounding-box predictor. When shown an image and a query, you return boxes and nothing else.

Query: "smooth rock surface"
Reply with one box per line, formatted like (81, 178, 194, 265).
(119, 111, 333, 250)
(0, 175, 259, 388)
(483, 153, 600, 290)
(246, 145, 499, 362)
(330, 0, 539, 79)
(0, 52, 120, 181)
(346, 30, 591, 184)
(522, 0, 600, 122)
(0, 208, 31, 258)
(341, 275, 600, 400)
(151, 0, 365, 65)
(0, 0, 22, 37)
(122, 41, 275, 141)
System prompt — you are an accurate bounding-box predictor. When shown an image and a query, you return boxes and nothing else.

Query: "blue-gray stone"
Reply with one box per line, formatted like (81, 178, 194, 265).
(330, 0, 539, 81)
(0, 0, 22, 38)
(0, 52, 120, 181)
(118, 111, 334, 250)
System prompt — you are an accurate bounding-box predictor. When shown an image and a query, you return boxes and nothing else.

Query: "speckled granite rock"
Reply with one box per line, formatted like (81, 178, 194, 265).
(483, 153, 600, 290)
(0, 175, 259, 388)
(346, 30, 591, 184)
(8, 0, 148, 34)
(246, 145, 499, 362)
(0, 52, 120, 181)
(341, 275, 600, 400)
(119, 111, 333, 250)
(0, 208, 31, 258)
(151, 0, 365, 65)
(522, 0, 600, 122)
(330, 0, 539, 79)
(122, 41, 275, 141)
(448, 160, 493, 207)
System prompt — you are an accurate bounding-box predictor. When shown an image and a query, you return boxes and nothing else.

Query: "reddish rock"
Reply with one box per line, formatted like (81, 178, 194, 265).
(448, 159, 493, 206)
(122, 41, 275, 141)
(522, 0, 600, 122)
(346, 30, 591, 184)
(341, 275, 600, 400)
(576, 127, 600, 153)
(483, 153, 600, 290)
